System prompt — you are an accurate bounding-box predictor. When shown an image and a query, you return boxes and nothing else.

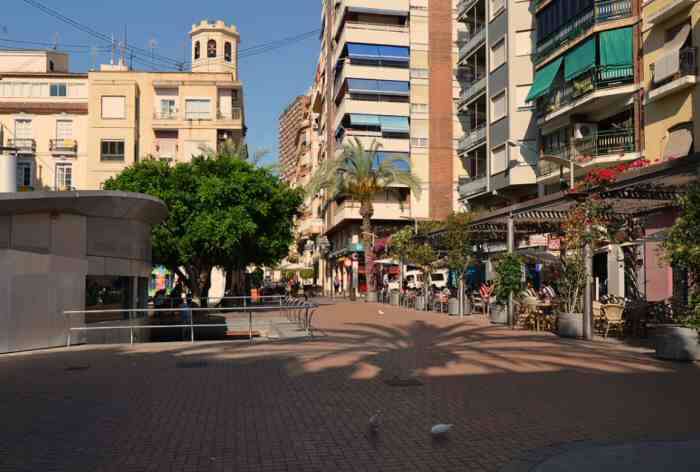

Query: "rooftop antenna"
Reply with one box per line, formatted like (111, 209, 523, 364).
(52, 32, 59, 50)
(110, 33, 115, 65)
(148, 38, 158, 70)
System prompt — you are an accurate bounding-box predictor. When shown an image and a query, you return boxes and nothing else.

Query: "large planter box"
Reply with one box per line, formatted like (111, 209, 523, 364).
(448, 298, 460, 316)
(654, 325, 700, 361)
(490, 303, 508, 324)
(558, 313, 583, 338)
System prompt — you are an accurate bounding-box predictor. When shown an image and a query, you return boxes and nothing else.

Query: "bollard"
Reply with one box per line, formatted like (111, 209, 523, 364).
(190, 313, 195, 344)
(249, 311, 253, 343)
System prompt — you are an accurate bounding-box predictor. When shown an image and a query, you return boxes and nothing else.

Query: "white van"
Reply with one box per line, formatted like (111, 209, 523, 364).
(428, 269, 449, 290)
(405, 270, 424, 290)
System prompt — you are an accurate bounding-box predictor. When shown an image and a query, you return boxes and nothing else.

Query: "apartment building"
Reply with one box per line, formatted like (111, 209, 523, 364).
(0, 20, 245, 192)
(279, 95, 310, 183)
(307, 0, 465, 291)
(0, 50, 88, 191)
(526, 0, 642, 194)
(456, 0, 538, 210)
(642, 0, 698, 163)
(86, 20, 245, 188)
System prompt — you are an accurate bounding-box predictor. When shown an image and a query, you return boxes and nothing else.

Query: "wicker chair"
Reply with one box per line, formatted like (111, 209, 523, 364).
(602, 303, 625, 338)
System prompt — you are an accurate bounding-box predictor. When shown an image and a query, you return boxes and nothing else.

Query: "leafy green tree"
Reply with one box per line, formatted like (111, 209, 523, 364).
(442, 212, 473, 284)
(104, 152, 302, 305)
(307, 138, 421, 291)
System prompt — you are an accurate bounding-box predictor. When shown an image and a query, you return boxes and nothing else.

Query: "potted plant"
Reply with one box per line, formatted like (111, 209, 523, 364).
(555, 251, 587, 338)
(442, 212, 474, 316)
(493, 253, 523, 325)
(648, 301, 700, 361)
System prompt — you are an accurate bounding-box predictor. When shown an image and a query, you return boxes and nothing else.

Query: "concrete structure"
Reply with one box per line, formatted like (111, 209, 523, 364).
(279, 95, 310, 183)
(527, 0, 642, 195)
(0, 50, 88, 191)
(0, 191, 167, 353)
(0, 20, 245, 191)
(300, 0, 466, 294)
(456, 0, 538, 210)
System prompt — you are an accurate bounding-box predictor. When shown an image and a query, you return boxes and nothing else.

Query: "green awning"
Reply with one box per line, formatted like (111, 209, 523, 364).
(525, 57, 563, 102)
(564, 37, 596, 81)
(600, 27, 633, 67)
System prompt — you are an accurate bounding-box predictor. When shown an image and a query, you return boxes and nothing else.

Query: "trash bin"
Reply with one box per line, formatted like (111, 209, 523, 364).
(415, 295, 425, 311)
(390, 291, 400, 306)
(448, 297, 459, 315)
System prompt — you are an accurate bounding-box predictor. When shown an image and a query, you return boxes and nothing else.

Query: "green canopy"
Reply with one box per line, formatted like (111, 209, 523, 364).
(600, 27, 633, 67)
(525, 57, 563, 102)
(565, 37, 596, 81)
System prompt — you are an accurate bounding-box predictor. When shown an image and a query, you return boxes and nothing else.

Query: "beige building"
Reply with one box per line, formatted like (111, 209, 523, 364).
(642, 0, 698, 161)
(0, 50, 88, 191)
(0, 20, 245, 192)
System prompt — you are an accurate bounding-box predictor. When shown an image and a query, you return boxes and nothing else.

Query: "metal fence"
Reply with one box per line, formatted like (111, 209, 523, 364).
(63, 297, 317, 347)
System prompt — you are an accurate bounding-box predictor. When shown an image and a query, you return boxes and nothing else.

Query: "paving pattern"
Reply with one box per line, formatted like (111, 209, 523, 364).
(1, 301, 699, 471)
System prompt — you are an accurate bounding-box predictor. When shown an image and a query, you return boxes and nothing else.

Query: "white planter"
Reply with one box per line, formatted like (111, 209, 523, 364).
(558, 313, 584, 338)
(655, 325, 700, 361)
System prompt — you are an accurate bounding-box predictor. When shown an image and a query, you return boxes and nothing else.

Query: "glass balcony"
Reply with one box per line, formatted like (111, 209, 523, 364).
(458, 125, 486, 153)
(458, 175, 488, 198)
(458, 27, 486, 62)
(458, 76, 487, 108)
(536, 65, 634, 117)
(534, 0, 632, 64)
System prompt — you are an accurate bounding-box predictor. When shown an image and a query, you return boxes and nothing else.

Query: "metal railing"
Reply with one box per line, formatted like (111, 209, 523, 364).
(537, 65, 634, 117)
(458, 76, 487, 107)
(49, 139, 78, 154)
(539, 128, 635, 176)
(7, 138, 36, 152)
(64, 297, 318, 347)
(458, 27, 486, 61)
(534, 0, 632, 64)
(458, 175, 488, 197)
(458, 125, 487, 153)
(651, 47, 697, 89)
(153, 111, 179, 120)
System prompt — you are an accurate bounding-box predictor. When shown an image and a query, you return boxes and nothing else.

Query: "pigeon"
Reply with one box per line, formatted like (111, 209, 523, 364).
(369, 410, 382, 432)
(430, 424, 453, 436)
(378, 310, 385, 316)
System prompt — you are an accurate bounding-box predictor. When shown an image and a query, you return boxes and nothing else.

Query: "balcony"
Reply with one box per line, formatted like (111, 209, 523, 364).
(458, 126, 487, 154)
(649, 47, 697, 102)
(537, 65, 634, 121)
(217, 107, 243, 122)
(7, 138, 36, 154)
(457, 0, 481, 21)
(539, 128, 636, 177)
(458, 28, 486, 63)
(458, 76, 487, 108)
(153, 111, 178, 120)
(458, 175, 488, 198)
(534, 0, 632, 64)
(49, 139, 78, 156)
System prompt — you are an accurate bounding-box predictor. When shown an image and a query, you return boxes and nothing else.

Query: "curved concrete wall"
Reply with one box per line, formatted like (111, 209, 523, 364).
(0, 191, 167, 353)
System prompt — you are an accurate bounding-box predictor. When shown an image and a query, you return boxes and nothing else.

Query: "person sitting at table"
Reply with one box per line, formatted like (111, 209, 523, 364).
(540, 284, 556, 300)
(524, 281, 538, 298)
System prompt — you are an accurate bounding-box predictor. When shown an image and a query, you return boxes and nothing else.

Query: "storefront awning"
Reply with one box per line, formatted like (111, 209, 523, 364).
(565, 37, 596, 81)
(526, 57, 563, 102)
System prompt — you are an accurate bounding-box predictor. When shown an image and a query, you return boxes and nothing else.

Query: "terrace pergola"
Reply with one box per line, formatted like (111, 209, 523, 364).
(430, 154, 700, 340)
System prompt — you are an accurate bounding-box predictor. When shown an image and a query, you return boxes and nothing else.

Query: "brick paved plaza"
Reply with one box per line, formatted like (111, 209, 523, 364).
(1, 301, 699, 471)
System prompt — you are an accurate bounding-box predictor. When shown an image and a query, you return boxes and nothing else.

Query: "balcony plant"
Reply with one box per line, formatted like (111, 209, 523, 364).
(307, 138, 421, 301)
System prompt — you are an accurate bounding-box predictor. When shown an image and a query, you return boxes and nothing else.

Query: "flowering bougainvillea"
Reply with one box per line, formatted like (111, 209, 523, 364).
(573, 158, 651, 192)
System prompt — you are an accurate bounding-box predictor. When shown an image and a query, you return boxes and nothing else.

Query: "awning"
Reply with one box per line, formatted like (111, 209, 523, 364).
(526, 57, 563, 102)
(347, 6, 408, 17)
(663, 127, 693, 160)
(346, 43, 410, 62)
(653, 23, 691, 84)
(379, 115, 410, 133)
(349, 113, 381, 127)
(373, 151, 411, 171)
(347, 43, 381, 60)
(600, 26, 634, 67)
(347, 79, 410, 95)
(378, 45, 410, 61)
(564, 36, 596, 81)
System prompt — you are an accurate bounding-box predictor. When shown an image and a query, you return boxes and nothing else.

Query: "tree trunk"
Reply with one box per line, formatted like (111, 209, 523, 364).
(359, 200, 375, 292)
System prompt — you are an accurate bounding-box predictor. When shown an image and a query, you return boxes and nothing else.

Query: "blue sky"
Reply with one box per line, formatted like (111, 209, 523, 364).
(1, 0, 321, 166)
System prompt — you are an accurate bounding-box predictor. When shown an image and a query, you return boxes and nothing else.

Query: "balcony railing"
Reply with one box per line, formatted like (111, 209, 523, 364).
(217, 107, 242, 121)
(458, 125, 487, 153)
(49, 139, 78, 155)
(457, 0, 482, 20)
(458, 175, 488, 197)
(534, 0, 632, 64)
(153, 111, 178, 120)
(537, 65, 634, 117)
(7, 138, 36, 153)
(539, 128, 635, 176)
(651, 47, 697, 89)
(458, 27, 486, 61)
(458, 76, 487, 107)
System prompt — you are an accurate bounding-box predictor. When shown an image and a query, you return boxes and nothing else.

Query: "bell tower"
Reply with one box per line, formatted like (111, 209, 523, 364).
(189, 20, 240, 78)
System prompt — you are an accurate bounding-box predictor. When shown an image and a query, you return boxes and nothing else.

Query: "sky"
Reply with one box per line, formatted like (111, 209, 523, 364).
(1, 0, 321, 167)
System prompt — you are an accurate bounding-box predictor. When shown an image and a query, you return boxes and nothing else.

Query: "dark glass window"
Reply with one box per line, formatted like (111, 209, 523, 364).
(224, 42, 232, 62)
(207, 39, 217, 58)
(100, 140, 125, 161)
(194, 41, 200, 60)
(50, 83, 67, 97)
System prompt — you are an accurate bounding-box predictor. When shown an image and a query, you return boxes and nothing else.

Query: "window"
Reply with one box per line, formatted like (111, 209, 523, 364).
(194, 41, 200, 60)
(411, 68, 429, 78)
(411, 138, 429, 147)
(101, 96, 126, 119)
(100, 139, 125, 161)
(16, 162, 32, 188)
(49, 60, 55, 72)
(491, 144, 507, 174)
(231, 89, 239, 102)
(185, 99, 212, 120)
(515, 30, 534, 56)
(159, 99, 177, 119)
(516, 84, 534, 109)
(490, 38, 506, 71)
(50, 83, 67, 97)
(207, 39, 217, 58)
(490, 90, 507, 122)
(55, 163, 72, 190)
(411, 103, 428, 114)
(14, 119, 32, 139)
(224, 42, 232, 62)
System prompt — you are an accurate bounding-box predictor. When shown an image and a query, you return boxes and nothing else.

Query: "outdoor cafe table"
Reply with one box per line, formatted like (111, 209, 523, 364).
(534, 301, 557, 331)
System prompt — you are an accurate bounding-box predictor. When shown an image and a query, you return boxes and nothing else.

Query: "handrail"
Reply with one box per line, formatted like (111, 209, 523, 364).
(540, 128, 635, 175)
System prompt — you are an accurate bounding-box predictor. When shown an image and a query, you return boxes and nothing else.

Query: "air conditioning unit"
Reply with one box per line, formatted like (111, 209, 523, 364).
(573, 122, 597, 141)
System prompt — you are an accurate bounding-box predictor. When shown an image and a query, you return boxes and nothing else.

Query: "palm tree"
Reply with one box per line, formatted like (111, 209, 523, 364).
(308, 138, 422, 298)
